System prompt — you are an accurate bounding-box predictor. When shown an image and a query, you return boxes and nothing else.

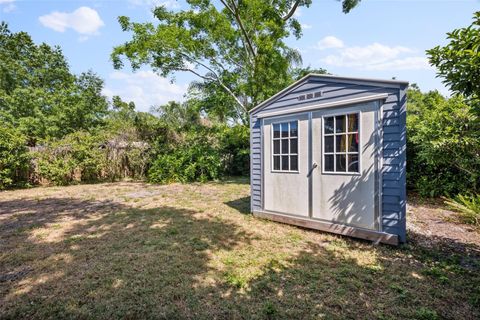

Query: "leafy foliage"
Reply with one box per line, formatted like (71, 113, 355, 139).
(219, 124, 250, 176)
(427, 11, 480, 109)
(147, 100, 249, 183)
(0, 125, 30, 189)
(407, 85, 480, 197)
(36, 131, 105, 185)
(0, 22, 108, 145)
(148, 128, 223, 184)
(111, 0, 357, 123)
(444, 194, 480, 225)
(35, 130, 151, 186)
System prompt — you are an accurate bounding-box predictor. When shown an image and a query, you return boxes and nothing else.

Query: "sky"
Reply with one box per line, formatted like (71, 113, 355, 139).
(1, 0, 479, 112)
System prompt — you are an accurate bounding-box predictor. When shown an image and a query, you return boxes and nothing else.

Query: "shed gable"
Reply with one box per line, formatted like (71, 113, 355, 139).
(250, 74, 406, 116)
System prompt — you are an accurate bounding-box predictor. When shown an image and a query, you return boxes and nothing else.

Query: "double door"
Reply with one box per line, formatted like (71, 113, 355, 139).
(263, 102, 379, 230)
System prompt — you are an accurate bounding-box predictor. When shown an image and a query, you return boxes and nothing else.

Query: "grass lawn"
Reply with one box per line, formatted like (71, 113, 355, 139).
(1, 178, 479, 319)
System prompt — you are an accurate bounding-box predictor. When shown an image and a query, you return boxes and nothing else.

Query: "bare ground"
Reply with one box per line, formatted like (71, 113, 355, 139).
(0, 179, 479, 319)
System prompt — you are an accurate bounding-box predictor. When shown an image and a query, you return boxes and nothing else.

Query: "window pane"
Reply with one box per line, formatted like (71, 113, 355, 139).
(347, 134, 359, 152)
(290, 138, 298, 154)
(281, 123, 289, 137)
(336, 154, 346, 172)
(273, 124, 280, 138)
(324, 117, 334, 134)
(335, 115, 346, 133)
(290, 155, 298, 171)
(273, 140, 280, 154)
(273, 155, 280, 170)
(290, 121, 298, 137)
(324, 136, 334, 153)
(336, 135, 347, 152)
(281, 139, 289, 154)
(324, 155, 334, 172)
(348, 154, 359, 172)
(281, 156, 289, 170)
(348, 113, 359, 132)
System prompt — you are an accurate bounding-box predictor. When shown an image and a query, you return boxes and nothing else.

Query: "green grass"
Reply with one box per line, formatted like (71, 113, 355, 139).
(0, 178, 479, 319)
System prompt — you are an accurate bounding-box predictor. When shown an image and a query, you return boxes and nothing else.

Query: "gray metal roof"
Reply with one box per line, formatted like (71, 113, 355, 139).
(249, 73, 409, 114)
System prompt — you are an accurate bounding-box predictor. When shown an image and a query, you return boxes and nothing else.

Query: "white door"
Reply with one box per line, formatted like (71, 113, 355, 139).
(263, 114, 309, 217)
(311, 102, 379, 230)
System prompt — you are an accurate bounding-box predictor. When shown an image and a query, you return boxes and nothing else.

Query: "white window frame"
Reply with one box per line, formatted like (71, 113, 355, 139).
(271, 120, 299, 173)
(322, 112, 361, 175)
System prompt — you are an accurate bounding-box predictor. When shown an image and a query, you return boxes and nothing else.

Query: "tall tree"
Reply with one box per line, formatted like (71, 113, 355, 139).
(0, 22, 108, 145)
(427, 11, 480, 109)
(111, 0, 359, 123)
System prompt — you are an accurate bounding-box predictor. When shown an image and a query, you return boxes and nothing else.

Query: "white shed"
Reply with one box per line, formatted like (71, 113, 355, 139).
(249, 74, 408, 245)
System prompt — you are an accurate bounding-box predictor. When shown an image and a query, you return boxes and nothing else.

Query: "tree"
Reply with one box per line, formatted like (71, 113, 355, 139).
(427, 11, 480, 108)
(0, 22, 109, 144)
(111, 0, 358, 123)
(0, 125, 30, 189)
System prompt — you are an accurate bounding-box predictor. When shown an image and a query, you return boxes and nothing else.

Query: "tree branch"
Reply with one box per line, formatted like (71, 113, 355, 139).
(282, 0, 301, 21)
(220, 0, 256, 59)
(178, 61, 247, 114)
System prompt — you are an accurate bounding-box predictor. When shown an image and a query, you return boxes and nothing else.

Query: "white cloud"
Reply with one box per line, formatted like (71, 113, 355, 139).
(318, 38, 431, 71)
(103, 71, 188, 112)
(39, 7, 104, 39)
(0, 0, 15, 12)
(364, 57, 431, 71)
(315, 36, 344, 50)
(129, 0, 180, 9)
(301, 24, 312, 30)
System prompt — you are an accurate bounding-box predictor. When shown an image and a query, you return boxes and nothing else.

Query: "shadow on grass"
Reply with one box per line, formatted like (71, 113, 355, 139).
(224, 196, 251, 215)
(1, 191, 479, 319)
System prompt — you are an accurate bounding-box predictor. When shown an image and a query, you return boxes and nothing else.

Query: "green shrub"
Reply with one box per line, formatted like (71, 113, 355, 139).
(36, 131, 104, 185)
(444, 194, 480, 225)
(219, 124, 250, 176)
(148, 129, 222, 184)
(0, 126, 30, 189)
(407, 87, 480, 196)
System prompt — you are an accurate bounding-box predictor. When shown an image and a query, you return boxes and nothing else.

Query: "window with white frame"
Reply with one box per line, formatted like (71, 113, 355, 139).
(323, 113, 359, 173)
(272, 121, 298, 171)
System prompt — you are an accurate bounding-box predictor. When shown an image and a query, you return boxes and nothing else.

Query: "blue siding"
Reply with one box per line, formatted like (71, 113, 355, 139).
(250, 75, 407, 242)
(250, 113, 262, 211)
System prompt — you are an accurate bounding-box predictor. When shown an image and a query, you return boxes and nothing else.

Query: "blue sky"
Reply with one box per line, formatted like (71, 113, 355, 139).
(1, 0, 479, 112)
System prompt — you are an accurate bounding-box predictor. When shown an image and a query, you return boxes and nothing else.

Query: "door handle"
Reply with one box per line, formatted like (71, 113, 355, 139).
(307, 163, 318, 177)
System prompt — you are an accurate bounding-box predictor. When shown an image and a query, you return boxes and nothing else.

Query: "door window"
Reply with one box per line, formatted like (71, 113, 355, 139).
(272, 121, 298, 172)
(323, 113, 359, 173)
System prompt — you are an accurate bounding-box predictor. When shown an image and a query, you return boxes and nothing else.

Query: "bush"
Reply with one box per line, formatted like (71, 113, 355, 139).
(444, 194, 480, 225)
(0, 126, 30, 189)
(407, 88, 480, 196)
(148, 129, 222, 184)
(35, 130, 151, 185)
(36, 131, 104, 185)
(219, 125, 250, 176)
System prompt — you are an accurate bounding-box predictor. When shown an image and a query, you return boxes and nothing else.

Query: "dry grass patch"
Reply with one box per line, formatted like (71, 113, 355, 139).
(1, 179, 479, 319)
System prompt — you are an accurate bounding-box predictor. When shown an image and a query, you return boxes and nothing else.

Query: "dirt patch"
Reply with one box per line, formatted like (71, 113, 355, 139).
(408, 195, 480, 247)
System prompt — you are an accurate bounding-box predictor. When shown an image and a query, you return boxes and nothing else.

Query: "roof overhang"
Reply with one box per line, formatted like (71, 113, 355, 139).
(256, 93, 389, 119)
(249, 73, 408, 115)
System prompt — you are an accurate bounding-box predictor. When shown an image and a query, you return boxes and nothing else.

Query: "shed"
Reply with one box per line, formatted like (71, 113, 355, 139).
(249, 74, 408, 245)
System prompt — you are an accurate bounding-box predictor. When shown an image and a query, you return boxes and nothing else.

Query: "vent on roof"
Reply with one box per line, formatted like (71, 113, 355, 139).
(298, 91, 323, 101)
